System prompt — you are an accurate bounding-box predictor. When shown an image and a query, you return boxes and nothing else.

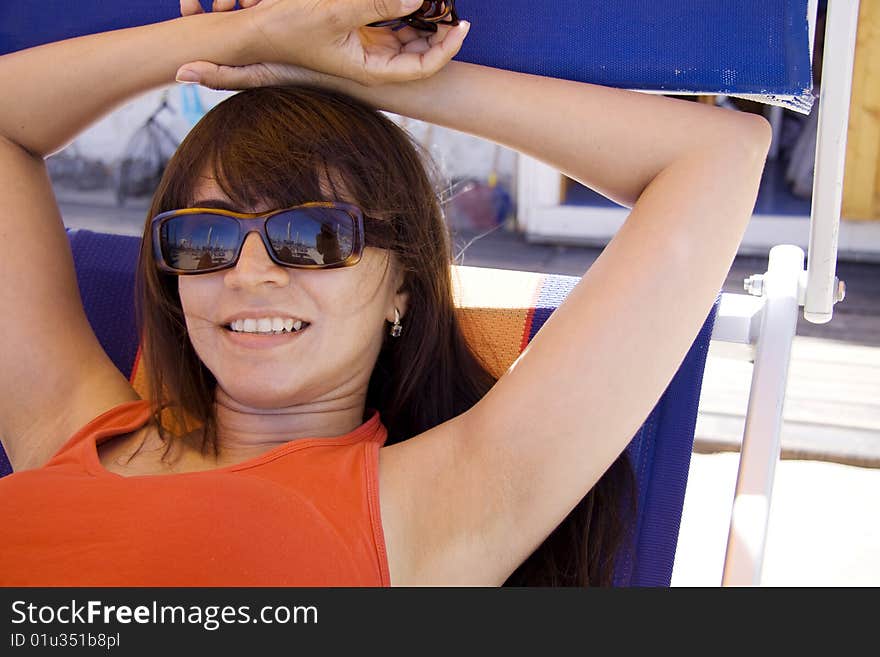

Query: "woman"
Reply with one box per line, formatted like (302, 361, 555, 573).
(0, 0, 771, 586)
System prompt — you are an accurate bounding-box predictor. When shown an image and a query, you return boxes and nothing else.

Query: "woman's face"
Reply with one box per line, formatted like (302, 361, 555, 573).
(177, 174, 408, 410)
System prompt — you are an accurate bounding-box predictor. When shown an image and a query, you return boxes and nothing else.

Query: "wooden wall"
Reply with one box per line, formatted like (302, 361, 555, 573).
(843, 0, 880, 221)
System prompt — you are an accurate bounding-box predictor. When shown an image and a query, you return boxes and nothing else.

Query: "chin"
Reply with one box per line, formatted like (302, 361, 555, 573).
(215, 378, 306, 410)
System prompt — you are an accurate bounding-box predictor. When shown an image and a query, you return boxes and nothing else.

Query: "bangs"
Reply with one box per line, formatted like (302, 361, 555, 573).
(186, 130, 349, 213)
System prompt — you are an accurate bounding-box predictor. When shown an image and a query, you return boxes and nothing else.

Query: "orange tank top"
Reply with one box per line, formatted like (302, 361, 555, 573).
(0, 399, 391, 586)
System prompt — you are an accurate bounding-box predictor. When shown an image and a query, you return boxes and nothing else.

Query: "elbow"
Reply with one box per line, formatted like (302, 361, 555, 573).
(738, 114, 774, 160)
(708, 113, 772, 173)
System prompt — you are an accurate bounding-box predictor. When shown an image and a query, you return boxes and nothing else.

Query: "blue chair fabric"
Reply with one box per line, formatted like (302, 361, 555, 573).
(521, 266, 718, 586)
(0, 1, 814, 111)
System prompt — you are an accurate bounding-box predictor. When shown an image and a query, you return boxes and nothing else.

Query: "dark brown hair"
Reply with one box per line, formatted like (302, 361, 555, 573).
(134, 84, 636, 586)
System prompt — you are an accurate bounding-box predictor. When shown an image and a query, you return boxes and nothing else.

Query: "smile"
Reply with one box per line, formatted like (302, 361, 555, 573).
(221, 323, 310, 349)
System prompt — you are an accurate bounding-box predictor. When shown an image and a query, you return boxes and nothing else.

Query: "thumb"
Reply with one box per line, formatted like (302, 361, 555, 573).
(175, 61, 263, 91)
(358, 0, 424, 25)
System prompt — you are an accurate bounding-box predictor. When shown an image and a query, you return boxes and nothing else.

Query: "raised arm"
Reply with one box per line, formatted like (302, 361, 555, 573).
(0, 0, 464, 470)
(0, 10, 258, 470)
(324, 64, 771, 585)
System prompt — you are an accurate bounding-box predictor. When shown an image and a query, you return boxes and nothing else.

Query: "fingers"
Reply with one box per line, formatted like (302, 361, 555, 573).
(400, 23, 455, 53)
(181, 0, 261, 15)
(176, 61, 263, 91)
(366, 20, 469, 84)
(180, 0, 205, 16)
(393, 24, 440, 47)
(353, 0, 425, 28)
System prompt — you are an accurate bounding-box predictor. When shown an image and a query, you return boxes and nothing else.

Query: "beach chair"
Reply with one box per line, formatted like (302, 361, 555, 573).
(0, 227, 720, 588)
(0, 0, 851, 586)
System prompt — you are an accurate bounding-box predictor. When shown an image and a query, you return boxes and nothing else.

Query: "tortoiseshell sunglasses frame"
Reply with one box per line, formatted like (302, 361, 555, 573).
(366, 0, 460, 33)
(150, 202, 366, 275)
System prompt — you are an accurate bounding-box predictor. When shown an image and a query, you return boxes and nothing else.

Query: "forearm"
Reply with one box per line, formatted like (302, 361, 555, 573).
(332, 61, 770, 208)
(0, 12, 254, 158)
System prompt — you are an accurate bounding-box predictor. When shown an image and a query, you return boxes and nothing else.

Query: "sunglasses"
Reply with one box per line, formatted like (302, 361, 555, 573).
(366, 0, 459, 33)
(151, 202, 365, 275)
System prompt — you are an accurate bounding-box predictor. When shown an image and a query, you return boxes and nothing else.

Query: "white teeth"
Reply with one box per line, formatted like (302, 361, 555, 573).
(228, 317, 308, 334)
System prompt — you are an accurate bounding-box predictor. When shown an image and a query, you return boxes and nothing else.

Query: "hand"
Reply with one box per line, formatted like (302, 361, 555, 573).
(175, 0, 471, 91)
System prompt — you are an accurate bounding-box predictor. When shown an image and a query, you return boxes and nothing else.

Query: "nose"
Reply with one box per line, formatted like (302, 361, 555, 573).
(225, 231, 289, 286)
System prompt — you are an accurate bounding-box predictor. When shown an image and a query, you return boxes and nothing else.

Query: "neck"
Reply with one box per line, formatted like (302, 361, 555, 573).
(206, 387, 369, 465)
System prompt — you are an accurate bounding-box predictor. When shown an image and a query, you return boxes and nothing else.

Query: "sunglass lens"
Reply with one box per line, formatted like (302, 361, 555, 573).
(266, 207, 357, 267)
(160, 214, 240, 271)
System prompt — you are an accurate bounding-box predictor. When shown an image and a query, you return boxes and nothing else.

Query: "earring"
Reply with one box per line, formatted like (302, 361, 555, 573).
(390, 307, 403, 337)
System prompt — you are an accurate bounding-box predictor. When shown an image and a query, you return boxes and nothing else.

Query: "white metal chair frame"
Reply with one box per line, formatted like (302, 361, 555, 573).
(514, 0, 859, 585)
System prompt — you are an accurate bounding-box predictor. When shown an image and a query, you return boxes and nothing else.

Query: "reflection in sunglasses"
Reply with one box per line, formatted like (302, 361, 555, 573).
(158, 208, 357, 272)
(266, 219, 346, 266)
